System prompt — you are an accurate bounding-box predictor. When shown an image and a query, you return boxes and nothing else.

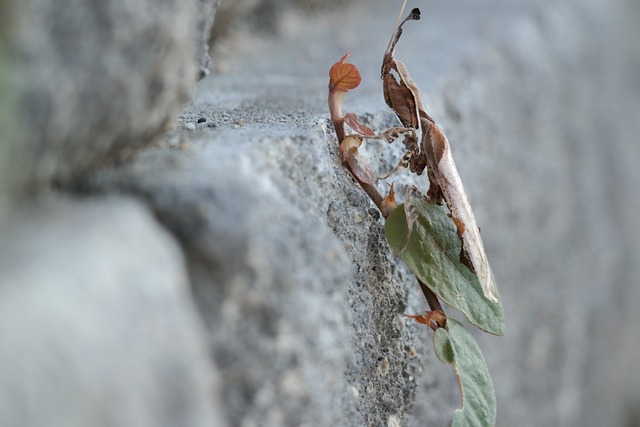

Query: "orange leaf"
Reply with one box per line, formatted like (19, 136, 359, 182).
(329, 53, 362, 92)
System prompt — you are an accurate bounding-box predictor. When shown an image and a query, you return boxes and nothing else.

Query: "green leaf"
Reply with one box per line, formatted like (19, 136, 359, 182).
(384, 200, 504, 335)
(434, 319, 497, 427)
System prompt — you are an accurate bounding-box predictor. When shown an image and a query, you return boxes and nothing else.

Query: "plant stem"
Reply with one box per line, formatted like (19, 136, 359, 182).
(333, 119, 346, 145)
(331, 119, 384, 213)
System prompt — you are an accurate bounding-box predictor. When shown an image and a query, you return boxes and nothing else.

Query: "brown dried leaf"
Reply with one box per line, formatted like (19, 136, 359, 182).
(381, 8, 422, 127)
(380, 7, 499, 303)
(422, 122, 499, 303)
(381, 9, 429, 175)
(382, 71, 419, 129)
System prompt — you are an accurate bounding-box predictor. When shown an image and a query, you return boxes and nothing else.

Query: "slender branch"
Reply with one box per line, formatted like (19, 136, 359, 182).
(331, 120, 385, 214)
(332, 119, 346, 147)
(358, 178, 384, 212)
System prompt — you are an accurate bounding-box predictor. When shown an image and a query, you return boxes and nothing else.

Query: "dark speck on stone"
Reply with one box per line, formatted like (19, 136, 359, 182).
(197, 117, 206, 123)
(368, 208, 380, 220)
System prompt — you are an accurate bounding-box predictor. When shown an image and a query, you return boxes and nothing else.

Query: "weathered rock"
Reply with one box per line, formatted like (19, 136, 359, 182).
(90, 0, 640, 425)
(85, 134, 364, 426)
(1, 0, 638, 426)
(8, 0, 218, 190)
(0, 197, 225, 427)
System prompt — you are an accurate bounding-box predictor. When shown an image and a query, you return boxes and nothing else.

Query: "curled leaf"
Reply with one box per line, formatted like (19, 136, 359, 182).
(381, 8, 422, 129)
(329, 53, 362, 92)
(434, 319, 497, 427)
(422, 123, 499, 303)
(339, 135, 362, 156)
(380, 11, 428, 176)
(380, 6, 499, 303)
(344, 112, 376, 137)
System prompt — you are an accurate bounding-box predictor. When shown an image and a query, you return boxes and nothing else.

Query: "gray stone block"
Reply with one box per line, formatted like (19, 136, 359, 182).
(8, 0, 218, 189)
(86, 139, 362, 426)
(3, 0, 637, 426)
(0, 197, 225, 427)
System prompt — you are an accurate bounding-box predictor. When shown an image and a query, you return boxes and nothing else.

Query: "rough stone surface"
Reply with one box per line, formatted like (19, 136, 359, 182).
(86, 0, 640, 425)
(1, 0, 639, 426)
(8, 0, 218, 190)
(0, 197, 225, 427)
(85, 133, 363, 426)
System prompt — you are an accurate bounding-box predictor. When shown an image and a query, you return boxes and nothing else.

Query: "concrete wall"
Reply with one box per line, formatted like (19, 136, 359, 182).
(1, 0, 639, 426)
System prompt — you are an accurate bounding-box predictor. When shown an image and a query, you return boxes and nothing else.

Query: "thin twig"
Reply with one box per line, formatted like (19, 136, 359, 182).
(332, 120, 385, 213)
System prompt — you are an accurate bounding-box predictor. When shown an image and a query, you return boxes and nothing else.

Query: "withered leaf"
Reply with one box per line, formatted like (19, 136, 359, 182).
(381, 7, 499, 303)
(381, 9, 429, 175)
(382, 72, 419, 129)
(422, 121, 499, 303)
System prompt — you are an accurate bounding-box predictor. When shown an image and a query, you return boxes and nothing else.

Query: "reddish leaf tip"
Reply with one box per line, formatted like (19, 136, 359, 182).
(380, 182, 398, 218)
(405, 310, 446, 330)
(343, 112, 376, 137)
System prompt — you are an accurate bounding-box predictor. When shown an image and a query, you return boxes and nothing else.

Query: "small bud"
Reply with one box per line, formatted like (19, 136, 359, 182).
(380, 182, 398, 218)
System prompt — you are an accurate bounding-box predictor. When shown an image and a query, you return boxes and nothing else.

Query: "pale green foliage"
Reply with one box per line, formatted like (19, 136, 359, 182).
(434, 319, 496, 427)
(384, 199, 505, 335)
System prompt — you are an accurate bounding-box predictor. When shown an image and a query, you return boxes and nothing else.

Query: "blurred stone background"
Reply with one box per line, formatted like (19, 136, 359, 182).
(1, 0, 639, 426)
